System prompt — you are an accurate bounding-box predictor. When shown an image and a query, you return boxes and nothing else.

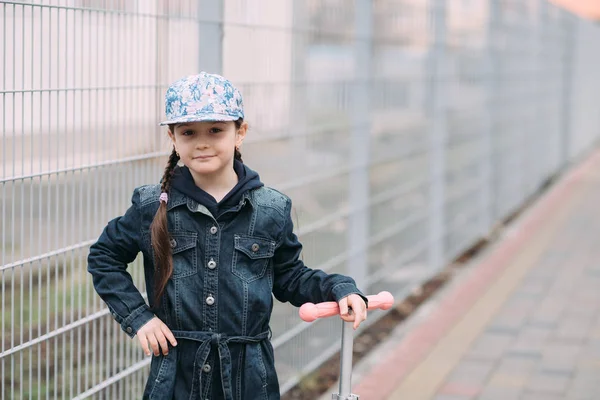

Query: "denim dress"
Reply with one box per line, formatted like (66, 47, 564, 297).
(88, 184, 366, 399)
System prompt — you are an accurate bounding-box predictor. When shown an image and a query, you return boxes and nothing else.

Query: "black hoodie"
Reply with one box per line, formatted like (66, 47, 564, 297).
(170, 160, 264, 218)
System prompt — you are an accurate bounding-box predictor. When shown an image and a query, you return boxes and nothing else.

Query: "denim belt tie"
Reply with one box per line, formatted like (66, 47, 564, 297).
(172, 330, 270, 400)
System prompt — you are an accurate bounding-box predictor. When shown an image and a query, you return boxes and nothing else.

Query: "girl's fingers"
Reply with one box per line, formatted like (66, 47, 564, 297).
(136, 318, 177, 357)
(353, 308, 367, 330)
(161, 325, 178, 348)
(346, 294, 368, 329)
(339, 298, 349, 317)
(137, 333, 151, 357)
(155, 332, 169, 356)
(147, 334, 160, 356)
(340, 314, 355, 323)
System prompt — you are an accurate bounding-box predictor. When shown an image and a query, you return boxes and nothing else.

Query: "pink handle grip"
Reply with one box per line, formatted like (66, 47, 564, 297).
(299, 291, 395, 322)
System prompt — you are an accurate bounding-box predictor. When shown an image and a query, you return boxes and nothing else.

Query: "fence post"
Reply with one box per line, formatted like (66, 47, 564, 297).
(536, 0, 548, 180)
(347, 0, 373, 290)
(481, 0, 499, 235)
(198, 0, 223, 73)
(289, 0, 307, 143)
(427, 0, 447, 272)
(560, 11, 574, 166)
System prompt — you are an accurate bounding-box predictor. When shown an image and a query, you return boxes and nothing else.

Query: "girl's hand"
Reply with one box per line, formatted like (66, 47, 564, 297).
(136, 317, 178, 356)
(338, 294, 367, 330)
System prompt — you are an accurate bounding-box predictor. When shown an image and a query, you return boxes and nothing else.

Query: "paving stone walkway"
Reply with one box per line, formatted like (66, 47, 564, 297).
(334, 148, 600, 400)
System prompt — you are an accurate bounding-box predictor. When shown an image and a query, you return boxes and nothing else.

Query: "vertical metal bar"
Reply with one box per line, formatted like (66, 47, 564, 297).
(87, 6, 94, 391)
(10, 2, 16, 398)
(78, 6, 85, 394)
(2, 3, 7, 400)
(197, 0, 223, 73)
(96, 5, 105, 391)
(66, 7, 73, 397)
(560, 12, 574, 166)
(536, 0, 547, 182)
(69, 5, 76, 396)
(69, 197, 75, 400)
(46, 5, 52, 399)
(120, 318, 125, 399)
(290, 0, 307, 141)
(61, 152, 67, 398)
(427, 0, 447, 272)
(108, 4, 115, 398)
(54, 5, 62, 399)
(19, 3, 25, 397)
(348, 0, 373, 290)
(115, 5, 122, 396)
(38, 6, 44, 398)
(481, 0, 499, 236)
(28, 7, 34, 395)
(54, 5, 60, 399)
(85, 40, 92, 400)
(337, 321, 355, 399)
(77, 195, 83, 397)
(153, 1, 162, 153)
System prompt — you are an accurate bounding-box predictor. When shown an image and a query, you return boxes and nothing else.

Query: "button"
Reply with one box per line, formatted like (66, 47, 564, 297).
(207, 259, 217, 269)
(251, 243, 260, 252)
(126, 327, 132, 333)
(202, 364, 211, 373)
(210, 226, 218, 235)
(170, 238, 177, 248)
(206, 296, 215, 305)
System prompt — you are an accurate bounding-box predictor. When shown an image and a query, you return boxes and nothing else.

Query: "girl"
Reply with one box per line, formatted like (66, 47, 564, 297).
(87, 72, 368, 400)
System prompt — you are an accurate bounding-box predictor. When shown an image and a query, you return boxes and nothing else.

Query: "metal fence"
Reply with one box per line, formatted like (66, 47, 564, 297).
(1, 0, 600, 398)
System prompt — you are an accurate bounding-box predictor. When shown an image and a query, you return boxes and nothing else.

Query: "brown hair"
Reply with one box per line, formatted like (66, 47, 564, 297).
(149, 119, 244, 306)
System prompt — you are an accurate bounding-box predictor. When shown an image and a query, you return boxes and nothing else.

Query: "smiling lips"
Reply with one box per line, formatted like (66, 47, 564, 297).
(194, 155, 214, 160)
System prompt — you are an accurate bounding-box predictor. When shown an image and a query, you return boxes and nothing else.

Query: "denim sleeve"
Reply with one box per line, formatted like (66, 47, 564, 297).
(87, 188, 154, 338)
(271, 199, 368, 308)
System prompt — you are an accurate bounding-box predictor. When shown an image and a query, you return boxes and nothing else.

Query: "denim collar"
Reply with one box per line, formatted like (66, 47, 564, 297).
(167, 186, 255, 215)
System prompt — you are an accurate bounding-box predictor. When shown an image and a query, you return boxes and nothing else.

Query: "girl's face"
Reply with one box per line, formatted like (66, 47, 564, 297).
(169, 121, 247, 178)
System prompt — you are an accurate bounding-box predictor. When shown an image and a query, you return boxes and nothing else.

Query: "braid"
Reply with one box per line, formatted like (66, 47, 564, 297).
(150, 147, 180, 308)
(234, 118, 244, 163)
(162, 148, 181, 192)
(234, 147, 243, 163)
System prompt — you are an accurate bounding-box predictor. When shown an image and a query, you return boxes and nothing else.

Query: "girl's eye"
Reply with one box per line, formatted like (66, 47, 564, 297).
(209, 128, 222, 134)
(181, 130, 194, 136)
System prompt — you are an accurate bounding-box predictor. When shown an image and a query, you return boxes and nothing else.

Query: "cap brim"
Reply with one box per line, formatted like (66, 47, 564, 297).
(159, 113, 240, 126)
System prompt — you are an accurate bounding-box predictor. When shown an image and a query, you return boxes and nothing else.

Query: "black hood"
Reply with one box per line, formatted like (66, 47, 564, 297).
(170, 160, 264, 218)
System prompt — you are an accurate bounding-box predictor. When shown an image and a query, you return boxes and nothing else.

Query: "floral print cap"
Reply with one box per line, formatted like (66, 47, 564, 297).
(159, 72, 244, 126)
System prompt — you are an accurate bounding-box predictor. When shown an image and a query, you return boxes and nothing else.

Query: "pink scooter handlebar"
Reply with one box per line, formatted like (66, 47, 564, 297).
(299, 291, 395, 322)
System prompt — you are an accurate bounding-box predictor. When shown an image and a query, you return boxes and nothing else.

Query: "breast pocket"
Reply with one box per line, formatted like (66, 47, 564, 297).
(143, 230, 198, 279)
(232, 235, 276, 283)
